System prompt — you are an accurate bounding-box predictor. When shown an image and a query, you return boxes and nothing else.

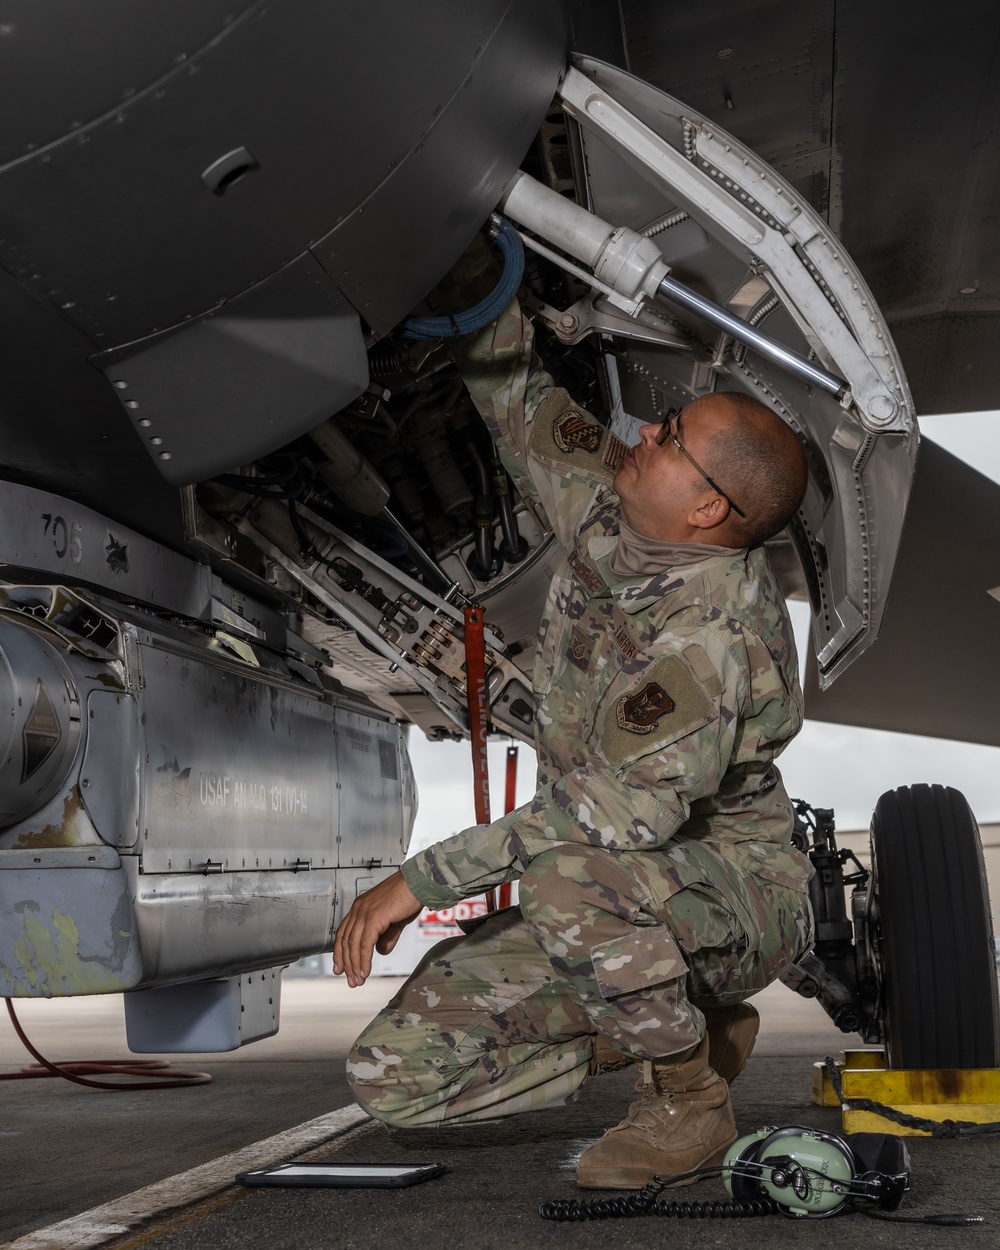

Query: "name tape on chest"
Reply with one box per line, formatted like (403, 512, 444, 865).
(568, 547, 604, 595)
(614, 622, 639, 661)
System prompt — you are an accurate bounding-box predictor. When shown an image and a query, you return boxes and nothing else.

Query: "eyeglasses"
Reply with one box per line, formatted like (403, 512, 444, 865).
(656, 409, 746, 519)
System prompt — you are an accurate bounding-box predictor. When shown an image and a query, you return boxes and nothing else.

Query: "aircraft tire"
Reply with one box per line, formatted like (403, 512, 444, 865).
(869, 783, 1000, 1068)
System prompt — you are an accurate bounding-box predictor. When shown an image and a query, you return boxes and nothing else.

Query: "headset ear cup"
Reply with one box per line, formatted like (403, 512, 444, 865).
(845, 1132, 911, 1179)
(723, 1129, 772, 1201)
(845, 1133, 911, 1210)
(756, 1128, 857, 1217)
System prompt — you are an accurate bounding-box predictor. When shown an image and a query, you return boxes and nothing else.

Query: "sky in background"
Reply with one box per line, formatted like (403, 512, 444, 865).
(406, 411, 1000, 855)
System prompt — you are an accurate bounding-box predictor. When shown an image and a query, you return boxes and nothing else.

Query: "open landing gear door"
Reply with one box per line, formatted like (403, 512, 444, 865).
(514, 59, 918, 685)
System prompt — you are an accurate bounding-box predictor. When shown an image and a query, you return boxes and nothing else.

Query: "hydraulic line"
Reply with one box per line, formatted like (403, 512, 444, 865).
(402, 217, 525, 340)
(466, 443, 499, 578)
(493, 452, 527, 563)
(2, 998, 211, 1090)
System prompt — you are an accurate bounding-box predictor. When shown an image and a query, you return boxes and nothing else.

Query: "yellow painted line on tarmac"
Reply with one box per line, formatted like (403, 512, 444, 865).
(2, 1104, 370, 1250)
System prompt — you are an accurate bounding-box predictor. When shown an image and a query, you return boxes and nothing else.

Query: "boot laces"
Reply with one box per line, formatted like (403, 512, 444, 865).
(641, 1059, 678, 1098)
(607, 1062, 678, 1136)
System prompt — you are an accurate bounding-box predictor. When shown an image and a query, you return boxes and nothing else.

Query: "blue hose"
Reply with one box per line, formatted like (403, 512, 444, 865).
(402, 217, 524, 340)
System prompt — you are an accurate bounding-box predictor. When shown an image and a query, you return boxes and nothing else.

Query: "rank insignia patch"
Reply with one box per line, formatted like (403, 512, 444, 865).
(553, 411, 603, 454)
(567, 625, 593, 671)
(616, 682, 676, 734)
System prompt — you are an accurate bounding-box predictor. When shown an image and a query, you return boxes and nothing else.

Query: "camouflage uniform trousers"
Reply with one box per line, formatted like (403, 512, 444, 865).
(348, 839, 813, 1126)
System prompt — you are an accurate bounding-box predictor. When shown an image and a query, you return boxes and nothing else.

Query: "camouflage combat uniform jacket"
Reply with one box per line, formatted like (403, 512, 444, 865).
(402, 306, 812, 909)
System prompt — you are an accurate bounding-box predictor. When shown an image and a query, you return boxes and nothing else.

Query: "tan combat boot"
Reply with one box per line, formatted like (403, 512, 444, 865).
(576, 1035, 736, 1190)
(588, 1002, 759, 1085)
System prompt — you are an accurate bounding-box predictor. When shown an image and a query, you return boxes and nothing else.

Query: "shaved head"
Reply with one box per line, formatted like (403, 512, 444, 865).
(613, 391, 808, 545)
(701, 393, 808, 547)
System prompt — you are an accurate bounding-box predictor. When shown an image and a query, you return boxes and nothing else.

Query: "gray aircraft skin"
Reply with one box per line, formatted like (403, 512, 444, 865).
(0, 2, 996, 1051)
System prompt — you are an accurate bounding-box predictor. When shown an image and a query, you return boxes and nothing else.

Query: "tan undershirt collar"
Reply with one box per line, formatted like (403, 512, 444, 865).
(610, 515, 745, 577)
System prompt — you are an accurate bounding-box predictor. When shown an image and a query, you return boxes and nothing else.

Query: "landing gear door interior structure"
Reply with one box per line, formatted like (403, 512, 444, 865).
(539, 60, 918, 685)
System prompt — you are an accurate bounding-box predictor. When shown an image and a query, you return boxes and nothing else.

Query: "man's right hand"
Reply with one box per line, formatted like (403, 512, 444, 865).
(332, 870, 422, 988)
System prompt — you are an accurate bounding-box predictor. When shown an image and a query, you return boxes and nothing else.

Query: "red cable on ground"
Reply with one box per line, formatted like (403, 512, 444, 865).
(2, 997, 212, 1090)
(497, 745, 519, 910)
(463, 604, 496, 912)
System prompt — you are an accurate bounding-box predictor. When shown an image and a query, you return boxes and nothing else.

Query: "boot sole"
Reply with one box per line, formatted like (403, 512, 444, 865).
(576, 1131, 737, 1190)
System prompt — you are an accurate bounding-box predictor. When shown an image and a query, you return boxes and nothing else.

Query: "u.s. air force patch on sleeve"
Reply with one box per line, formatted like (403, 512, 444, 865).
(617, 682, 675, 734)
(602, 653, 716, 769)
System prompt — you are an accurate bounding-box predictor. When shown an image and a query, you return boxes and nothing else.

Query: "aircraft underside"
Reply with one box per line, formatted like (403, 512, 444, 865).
(0, 2, 995, 1065)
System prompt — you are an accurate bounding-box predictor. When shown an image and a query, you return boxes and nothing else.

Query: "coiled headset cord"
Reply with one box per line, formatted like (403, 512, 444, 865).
(540, 1168, 782, 1222)
(539, 1192, 779, 1221)
(539, 1163, 984, 1226)
(539, 1193, 982, 1226)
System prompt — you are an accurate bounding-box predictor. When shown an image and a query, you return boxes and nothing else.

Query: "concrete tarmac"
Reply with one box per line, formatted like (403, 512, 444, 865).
(3, 973, 999, 1248)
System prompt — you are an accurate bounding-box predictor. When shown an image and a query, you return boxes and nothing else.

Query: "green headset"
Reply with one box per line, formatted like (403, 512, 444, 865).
(539, 1125, 990, 1225)
(723, 1125, 910, 1217)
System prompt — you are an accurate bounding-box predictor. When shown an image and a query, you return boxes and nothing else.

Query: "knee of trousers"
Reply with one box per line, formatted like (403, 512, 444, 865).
(345, 1010, 450, 1127)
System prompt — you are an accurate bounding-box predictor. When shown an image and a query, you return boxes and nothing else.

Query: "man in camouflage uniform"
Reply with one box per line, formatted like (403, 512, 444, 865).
(334, 297, 813, 1189)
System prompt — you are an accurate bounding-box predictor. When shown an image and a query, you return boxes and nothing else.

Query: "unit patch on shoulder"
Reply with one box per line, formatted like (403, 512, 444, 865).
(554, 411, 603, 454)
(601, 653, 715, 769)
(616, 683, 675, 734)
(528, 394, 618, 484)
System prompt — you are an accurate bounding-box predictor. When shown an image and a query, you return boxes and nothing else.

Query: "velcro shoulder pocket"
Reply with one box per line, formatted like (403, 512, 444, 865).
(528, 391, 625, 482)
(601, 652, 715, 770)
